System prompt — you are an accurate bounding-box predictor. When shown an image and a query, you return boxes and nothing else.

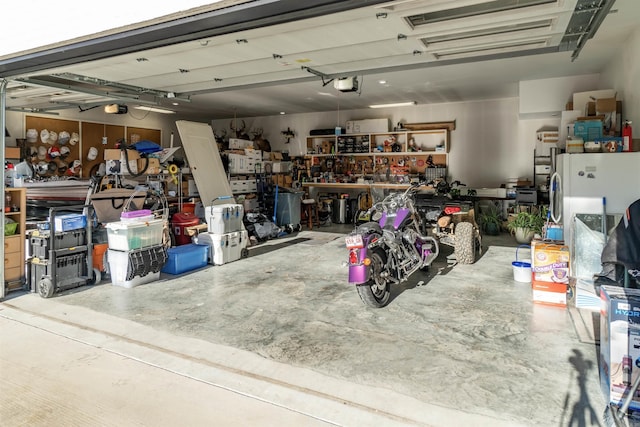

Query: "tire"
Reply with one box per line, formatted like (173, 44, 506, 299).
(454, 222, 476, 264)
(38, 278, 55, 299)
(356, 248, 391, 308)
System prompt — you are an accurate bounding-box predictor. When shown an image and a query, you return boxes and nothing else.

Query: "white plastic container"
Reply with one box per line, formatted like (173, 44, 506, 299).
(205, 204, 244, 234)
(107, 218, 164, 250)
(107, 249, 161, 288)
(194, 230, 247, 265)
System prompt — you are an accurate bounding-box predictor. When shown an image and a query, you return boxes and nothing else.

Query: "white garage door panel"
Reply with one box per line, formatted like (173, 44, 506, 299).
(175, 120, 234, 207)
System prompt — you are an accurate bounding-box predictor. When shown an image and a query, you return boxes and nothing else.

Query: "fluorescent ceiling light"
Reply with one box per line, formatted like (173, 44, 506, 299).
(134, 105, 175, 114)
(369, 101, 416, 109)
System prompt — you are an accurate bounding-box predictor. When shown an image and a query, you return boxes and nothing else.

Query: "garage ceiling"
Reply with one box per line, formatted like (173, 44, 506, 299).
(1, 0, 637, 119)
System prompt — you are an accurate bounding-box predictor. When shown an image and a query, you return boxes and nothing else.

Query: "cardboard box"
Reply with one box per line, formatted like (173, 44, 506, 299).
(54, 213, 87, 232)
(104, 149, 140, 175)
(532, 280, 567, 307)
(600, 286, 640, 413)
(138, 158, 161, 174)
(243, 148, 262, 161)
(229, 138, 253, 149)
(270, 152, 284, 161)
(596, 97, 617, 113)
(272, 161, 291, 173)
(531, 241, 570, 284)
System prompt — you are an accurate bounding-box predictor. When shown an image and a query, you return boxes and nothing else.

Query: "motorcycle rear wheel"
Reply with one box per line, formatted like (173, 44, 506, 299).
(356, 248, 391, 308)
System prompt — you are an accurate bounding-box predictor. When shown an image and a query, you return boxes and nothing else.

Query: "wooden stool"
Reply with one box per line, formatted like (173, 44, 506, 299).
(301, 198, 319, 229)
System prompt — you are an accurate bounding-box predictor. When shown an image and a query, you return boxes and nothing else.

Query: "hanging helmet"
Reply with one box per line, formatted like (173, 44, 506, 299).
(48, 130, 58, 144)
(59, 146, 71, 159)
(58, 131, 70, 145)
(57, 161, 68, 174)
(48, 146, 61, 158)
(26, 128, 38, 143)
(29, 146, 38, 159)
(40, 129, 50, 144)
(37, 145, 47, 160)
(69, 160, 82, 174)
(69, 132, 80, 145)
(47, 161, 57, 172)
(36, 161, 49, 175)
(87, 147, 98, 161)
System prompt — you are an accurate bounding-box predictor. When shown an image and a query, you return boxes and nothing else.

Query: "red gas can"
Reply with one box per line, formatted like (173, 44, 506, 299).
(171, 212, 200, 246)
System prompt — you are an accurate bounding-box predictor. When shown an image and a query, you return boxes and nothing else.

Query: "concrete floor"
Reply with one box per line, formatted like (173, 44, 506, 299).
(0, 225, 606, 426)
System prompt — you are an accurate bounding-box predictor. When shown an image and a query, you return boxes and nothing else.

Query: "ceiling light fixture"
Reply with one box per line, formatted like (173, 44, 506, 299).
(369, 101, 417, 109)
(134, 106, 176, 114)
(378, 80, 387, 84)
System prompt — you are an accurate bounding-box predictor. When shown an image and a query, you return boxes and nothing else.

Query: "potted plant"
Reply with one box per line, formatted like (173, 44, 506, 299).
(478, 206, 502, 235)
(507, 209, 546, 244)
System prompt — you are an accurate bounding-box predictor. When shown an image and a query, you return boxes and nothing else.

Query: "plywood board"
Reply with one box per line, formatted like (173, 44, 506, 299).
(175, 120, 233, 206)
(25, 116, 80, 178)
(127, 127, 161, 144)
(81, 122, 125, 177)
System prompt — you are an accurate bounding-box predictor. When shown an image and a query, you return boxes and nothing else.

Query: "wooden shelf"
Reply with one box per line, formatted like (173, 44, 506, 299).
(4, 187, 27, 292)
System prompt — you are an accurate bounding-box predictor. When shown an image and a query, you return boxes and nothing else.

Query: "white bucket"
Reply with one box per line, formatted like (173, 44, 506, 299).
(512, 245, 531, 283)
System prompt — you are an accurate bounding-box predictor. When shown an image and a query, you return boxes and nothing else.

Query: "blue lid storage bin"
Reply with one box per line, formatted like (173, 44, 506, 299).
(161, 243, 209, 275)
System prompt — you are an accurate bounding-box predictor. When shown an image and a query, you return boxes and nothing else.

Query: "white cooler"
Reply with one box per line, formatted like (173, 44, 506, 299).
(205, 203, 244, 234)
(194, 230, 248, 265)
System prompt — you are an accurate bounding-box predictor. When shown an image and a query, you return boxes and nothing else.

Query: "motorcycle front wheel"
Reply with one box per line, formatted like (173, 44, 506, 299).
(356, 248, 391, 308)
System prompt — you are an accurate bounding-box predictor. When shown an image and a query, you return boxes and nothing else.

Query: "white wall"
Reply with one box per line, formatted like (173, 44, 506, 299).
(519, 74, 600, 117)
(600, 26, 640, 137)
(213, 98, 559, 188)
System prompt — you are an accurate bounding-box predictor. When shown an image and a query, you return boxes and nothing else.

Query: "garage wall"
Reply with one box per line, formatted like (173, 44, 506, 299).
(4, 108, 176, 148)
(600, 26, 640, 141)
(212, 97, 562, 188)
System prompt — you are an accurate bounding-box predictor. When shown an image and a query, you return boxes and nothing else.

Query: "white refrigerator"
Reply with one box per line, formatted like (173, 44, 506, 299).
(555, 152, 640, 272)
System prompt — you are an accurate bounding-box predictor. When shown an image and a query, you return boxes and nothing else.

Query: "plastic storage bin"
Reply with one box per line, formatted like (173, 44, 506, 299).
(121, 209, 155, 223)
(171, 212, 200, 246)
(194, 230, 247, 265)
(106, 218, 164, 250)
(108, 245, 167, 288)
(161, 243, 209, 274)
(205, 204, 244, 234)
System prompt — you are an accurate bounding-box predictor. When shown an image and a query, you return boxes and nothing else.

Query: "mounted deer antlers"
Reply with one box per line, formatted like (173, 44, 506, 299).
(230, 119, 250, 141)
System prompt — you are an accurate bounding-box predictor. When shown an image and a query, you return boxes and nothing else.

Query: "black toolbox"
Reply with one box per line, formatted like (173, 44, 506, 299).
(29, 229, 87, 259)
(29, 252, 89, 293)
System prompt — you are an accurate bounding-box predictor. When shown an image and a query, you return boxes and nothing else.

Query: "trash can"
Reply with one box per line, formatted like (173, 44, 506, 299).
(332, 198, 348, 224)
(275, 192, 302, 226)
(171, 212, 200, 246)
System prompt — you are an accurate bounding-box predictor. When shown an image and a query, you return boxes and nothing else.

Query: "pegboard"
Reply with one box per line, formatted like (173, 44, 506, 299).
(25, 116, 80, 178)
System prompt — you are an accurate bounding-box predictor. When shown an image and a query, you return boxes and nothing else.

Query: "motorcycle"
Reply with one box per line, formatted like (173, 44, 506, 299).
(346, 179, 481, 308)
(345, 181, 440, 308)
